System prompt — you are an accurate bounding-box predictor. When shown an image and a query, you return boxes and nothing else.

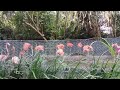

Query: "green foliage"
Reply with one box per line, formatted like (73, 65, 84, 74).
(0, 53, 120, 79)
(1, 11, 120, 39)
(112, 13, 120, 37)
(11, 11, 56, 40)
(100, 38, 116, 57)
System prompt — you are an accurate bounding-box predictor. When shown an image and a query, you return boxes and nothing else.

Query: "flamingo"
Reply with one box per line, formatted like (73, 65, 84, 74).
(19, 50, 25, 58)
(11, 46, 20, 64)
(0, 43, 10, 61)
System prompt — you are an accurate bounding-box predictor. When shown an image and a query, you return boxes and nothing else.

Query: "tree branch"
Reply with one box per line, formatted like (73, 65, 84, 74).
(25, 21, 48, 42)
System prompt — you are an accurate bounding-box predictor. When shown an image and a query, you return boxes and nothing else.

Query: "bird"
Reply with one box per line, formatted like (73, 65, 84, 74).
(11, 45, 20, 64)
(0, 43, 10, 61)
(12, 56, 20, 64)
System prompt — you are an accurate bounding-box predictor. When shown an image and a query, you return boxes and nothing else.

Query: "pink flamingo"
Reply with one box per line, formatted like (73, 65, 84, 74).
(67, 42, 74, 48)
(23, 43, 31, 51)
(56, 49, 64, 56)
(11, 46, 20, 64)
(19, 50, 25, 58)
(34, 45, 44, 51)
(0, 43, 10, 61)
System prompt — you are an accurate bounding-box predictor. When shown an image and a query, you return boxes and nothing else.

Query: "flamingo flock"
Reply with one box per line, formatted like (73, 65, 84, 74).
(0, 42, 45, 64)
(0, 41, 94, 64)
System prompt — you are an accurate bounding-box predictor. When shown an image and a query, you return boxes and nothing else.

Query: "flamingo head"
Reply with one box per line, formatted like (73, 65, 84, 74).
(6, 43, 11, 46)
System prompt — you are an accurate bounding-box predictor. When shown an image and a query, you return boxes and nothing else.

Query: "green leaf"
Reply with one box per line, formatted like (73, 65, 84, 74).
(100, 38, 116, 57)
(31, 70, 37, 79)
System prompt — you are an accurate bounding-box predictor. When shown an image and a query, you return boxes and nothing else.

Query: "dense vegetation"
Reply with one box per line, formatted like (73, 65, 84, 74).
(1, 11, 120, 79)
(0, 11, 120, 40)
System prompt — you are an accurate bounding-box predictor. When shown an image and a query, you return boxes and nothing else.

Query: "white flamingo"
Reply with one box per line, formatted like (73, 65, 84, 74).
(11, 46, 20, 64)
(0, 43, 10, 61)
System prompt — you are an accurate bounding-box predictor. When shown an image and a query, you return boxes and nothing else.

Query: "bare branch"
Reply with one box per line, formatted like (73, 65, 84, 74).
(25, 21, 48, 42)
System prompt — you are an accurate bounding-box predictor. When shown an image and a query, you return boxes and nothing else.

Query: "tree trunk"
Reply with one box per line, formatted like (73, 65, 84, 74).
(55, 11, 59, 39)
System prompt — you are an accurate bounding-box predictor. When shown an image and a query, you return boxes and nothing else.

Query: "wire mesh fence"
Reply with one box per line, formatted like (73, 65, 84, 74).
(0, 37, 120, 57)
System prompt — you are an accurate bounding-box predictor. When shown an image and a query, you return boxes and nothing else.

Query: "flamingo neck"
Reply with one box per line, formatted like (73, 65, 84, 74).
(5, 44, 9, 55)
(12, 46, 15, 57)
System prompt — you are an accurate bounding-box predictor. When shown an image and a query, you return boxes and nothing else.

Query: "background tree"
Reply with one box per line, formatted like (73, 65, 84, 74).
(0, 11, 120, 40)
